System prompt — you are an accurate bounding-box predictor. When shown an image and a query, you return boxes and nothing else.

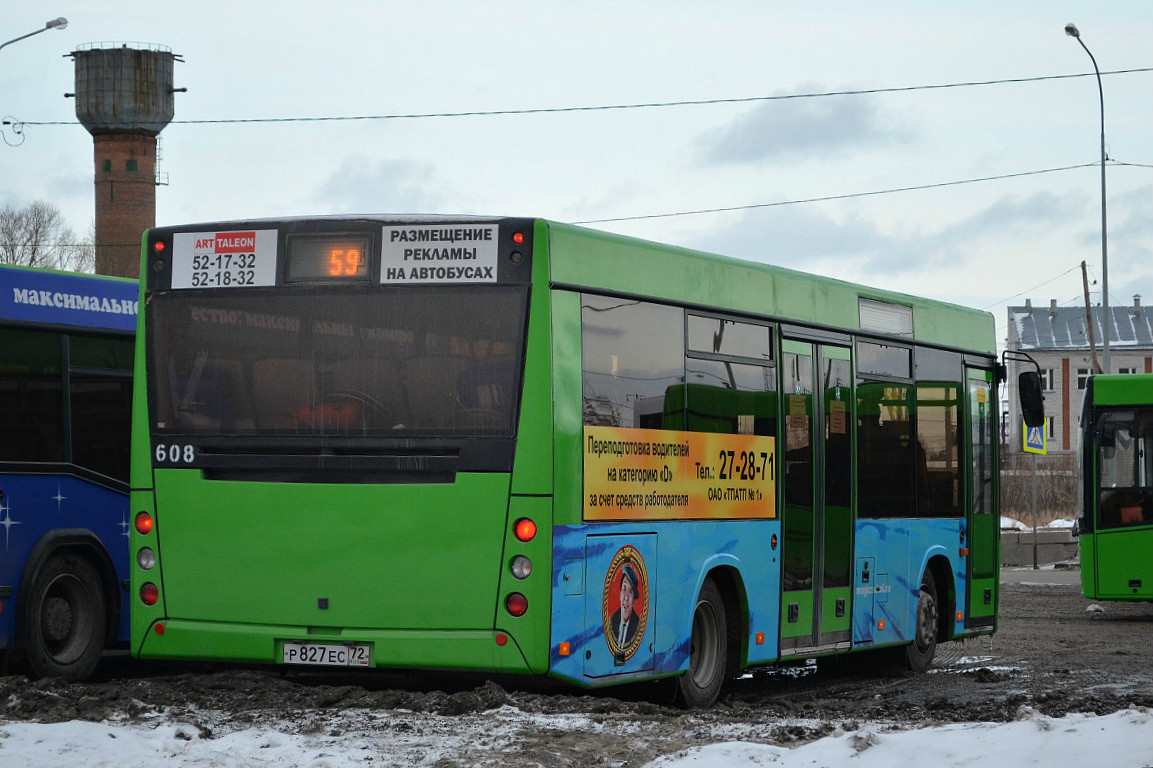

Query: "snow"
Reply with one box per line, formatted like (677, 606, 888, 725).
(1044, 518, 1077, 530)
(648, 709, 1153, 767)
(1000, 516, 1078, 531)
(1, 708, 1149, 767)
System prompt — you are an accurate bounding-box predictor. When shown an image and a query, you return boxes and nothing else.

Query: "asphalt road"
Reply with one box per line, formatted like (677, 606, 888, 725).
(1000, 564, 1080, 585)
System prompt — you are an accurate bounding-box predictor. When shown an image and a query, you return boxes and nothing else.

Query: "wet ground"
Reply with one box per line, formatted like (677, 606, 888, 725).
(2, 576, 1151, 767)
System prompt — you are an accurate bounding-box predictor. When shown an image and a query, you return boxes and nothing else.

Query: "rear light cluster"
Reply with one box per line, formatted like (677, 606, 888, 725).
(505, 517, 536, 619)
(135, 511, 159, 606)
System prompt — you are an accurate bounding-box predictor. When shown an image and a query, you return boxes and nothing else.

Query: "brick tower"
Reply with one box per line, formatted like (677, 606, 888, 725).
(70, 44, 181, 278)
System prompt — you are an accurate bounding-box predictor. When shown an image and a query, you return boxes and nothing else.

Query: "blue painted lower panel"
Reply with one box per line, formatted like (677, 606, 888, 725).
(852, 518, 966, 648)
(548, 520, 782, 685)
(546, 516, 974, 687)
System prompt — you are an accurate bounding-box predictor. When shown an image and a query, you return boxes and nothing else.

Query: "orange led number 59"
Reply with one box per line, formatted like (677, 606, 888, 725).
(328, 248, 362, 276)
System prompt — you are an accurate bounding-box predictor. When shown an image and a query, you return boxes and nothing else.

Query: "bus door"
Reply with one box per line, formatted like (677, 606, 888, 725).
(1086, 403, 1153, 600)
(964, 367, 998, 627)
(779, 340, 853, 654)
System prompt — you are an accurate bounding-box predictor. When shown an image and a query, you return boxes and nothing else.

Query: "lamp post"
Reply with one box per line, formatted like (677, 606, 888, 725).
(0, 17, 68, 54)
(1065, 22, 1110, 373)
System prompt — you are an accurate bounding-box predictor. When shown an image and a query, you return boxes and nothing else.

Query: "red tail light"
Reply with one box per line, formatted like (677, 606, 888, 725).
(140, 583, 159, 606)
(506, 592, 528, 617)
(135, 512, 154, 535)
(514, 518, 536, 542)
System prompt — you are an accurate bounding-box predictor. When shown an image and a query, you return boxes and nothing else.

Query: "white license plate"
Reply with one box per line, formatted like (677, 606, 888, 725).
(282, 641, 372, 667)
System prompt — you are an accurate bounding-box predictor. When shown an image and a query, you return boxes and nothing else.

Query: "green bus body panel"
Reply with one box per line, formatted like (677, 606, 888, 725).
(496, 494, 554, 672)
(780, 590, 814, 641)
(1083, 530, 1153, 600)
(1090, 374, 1153, 406)
(150, 470, 512, 630)
(549, 288, 585, 529)
(509, 218, 556, 497)
(139, 621, 534, 672)
(821, 587, 852, 636)
(544, 222, 995, 354)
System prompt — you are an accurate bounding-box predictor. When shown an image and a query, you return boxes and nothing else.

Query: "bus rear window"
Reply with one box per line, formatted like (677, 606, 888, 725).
(149, 285, 527, 437)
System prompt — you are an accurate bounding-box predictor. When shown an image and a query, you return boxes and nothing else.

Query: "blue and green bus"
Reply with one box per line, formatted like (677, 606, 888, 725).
(0, 263, 136, 679)
(130, 216, 1035, 705)
(1079, 373, 1153, 602)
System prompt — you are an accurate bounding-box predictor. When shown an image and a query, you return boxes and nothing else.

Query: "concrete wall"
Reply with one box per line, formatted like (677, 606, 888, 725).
(1001, 530, 1079, 567)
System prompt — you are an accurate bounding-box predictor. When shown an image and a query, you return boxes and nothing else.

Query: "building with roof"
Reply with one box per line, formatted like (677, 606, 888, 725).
(1005, 295, 1152, 455)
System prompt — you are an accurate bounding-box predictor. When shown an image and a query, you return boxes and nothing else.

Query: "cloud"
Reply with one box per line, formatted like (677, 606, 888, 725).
(315, 156, 445, 214)
(690, 189, 1089, 281)
(687, 204, 898, 272)
(697, 90, 914, 165)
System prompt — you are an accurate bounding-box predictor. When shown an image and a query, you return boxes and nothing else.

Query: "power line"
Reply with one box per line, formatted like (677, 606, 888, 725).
(980, 264, 1084, 311)
(573, 163, 1104, 224)
(9, 159, 1145, 241)
(17, 68, 1153, 127)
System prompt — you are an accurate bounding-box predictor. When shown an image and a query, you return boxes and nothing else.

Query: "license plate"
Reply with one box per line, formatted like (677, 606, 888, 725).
(282, 641, 372, 667)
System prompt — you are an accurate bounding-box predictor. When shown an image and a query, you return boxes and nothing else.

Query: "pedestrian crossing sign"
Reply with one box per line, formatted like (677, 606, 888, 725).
(1023, 422, 1047, 455)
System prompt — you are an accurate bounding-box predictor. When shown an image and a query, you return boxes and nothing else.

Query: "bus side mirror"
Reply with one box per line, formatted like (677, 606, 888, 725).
(1019, 371, 1045, 428)
(1100, 421, 1116, 450)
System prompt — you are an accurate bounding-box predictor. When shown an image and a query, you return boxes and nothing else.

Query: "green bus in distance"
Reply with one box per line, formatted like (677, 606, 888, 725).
(1078, 373, 1153, 602)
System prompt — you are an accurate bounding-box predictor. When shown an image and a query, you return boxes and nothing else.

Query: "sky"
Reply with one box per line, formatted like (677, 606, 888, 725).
(1, 707, 1150, 767)
(2, 2, 1151, 352)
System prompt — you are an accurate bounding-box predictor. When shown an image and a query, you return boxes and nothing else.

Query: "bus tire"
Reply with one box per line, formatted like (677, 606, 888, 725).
(905, 569, 938, 673)
(676, 578, 727, 708)
(22, 554, 107, 681)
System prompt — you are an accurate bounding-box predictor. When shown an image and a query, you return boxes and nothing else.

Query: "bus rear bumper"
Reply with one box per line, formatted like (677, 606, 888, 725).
(135, 619, 536, 675)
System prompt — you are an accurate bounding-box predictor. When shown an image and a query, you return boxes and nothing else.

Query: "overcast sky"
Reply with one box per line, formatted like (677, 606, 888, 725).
(3, 2, 1150, 350)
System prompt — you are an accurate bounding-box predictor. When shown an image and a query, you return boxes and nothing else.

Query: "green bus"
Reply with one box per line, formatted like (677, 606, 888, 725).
(1078, 373, 1153, 601)
(130, 216, 1035, 706)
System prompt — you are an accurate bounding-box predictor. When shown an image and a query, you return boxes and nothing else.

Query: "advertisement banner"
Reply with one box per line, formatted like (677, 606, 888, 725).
(583, 425, 776, 520)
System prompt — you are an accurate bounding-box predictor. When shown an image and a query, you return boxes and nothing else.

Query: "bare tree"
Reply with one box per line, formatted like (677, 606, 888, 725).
(0, 200, 95, 272)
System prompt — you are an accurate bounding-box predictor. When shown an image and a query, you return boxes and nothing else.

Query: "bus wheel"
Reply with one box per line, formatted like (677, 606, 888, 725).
(23, 555, 107, 681)
(677, 578, 727, 708)
(905, 569, 938, 673)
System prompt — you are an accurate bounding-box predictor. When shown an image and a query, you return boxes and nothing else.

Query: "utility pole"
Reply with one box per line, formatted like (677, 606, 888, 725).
(1081, 261, 1102, 374)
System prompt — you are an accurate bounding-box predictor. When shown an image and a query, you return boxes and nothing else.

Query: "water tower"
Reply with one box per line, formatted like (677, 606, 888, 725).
(69, 43, 182, 278)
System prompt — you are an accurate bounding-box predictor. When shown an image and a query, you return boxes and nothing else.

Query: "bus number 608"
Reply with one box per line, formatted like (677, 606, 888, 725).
(155, 444, 196, 464)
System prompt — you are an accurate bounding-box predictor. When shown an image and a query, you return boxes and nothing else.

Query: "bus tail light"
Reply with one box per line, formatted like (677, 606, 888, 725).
(137, 547, 156, 570)
(510, 555, 532, 580)
(135, 512, 154, 535)
(506, 592, 528, 617)
(140, 583, 160, 606)
(514, 518, 536, 542)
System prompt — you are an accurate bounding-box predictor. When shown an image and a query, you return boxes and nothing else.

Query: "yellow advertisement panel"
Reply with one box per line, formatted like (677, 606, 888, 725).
(584, 425, 777, 521)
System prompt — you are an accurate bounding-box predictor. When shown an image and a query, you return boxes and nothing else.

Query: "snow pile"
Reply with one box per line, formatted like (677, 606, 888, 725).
(647, 708, 1152, 768)
(1, 707, 1149, 768)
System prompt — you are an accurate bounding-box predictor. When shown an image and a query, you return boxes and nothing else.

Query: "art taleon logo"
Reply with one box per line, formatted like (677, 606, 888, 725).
(214, 231, 257, 253)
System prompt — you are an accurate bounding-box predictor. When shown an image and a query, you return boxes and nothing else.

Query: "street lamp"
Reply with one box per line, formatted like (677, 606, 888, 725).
(0, 17, 68, 54)
(1065, 22, 1110, 373)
